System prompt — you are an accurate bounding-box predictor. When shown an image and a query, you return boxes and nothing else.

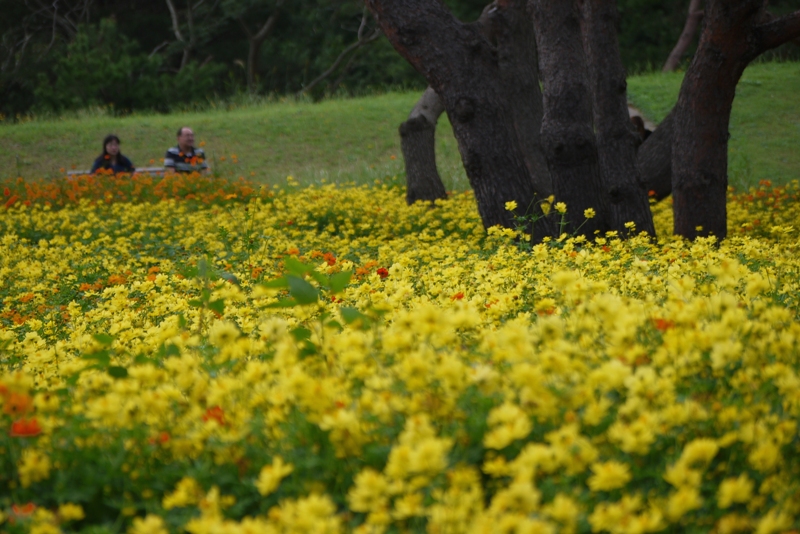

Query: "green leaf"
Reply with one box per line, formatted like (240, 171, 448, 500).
(284, 257, 313, 276)
(288, 276, 319, 305)
(324, 320, 343, 331)
(261, 277, 289, 289)
(341, 307, 367, 325)
(188, 299, 204, 308)
(308, 271, 329, 287)
(265, 298, 299, 308)
(329, 271, 352, 294)
(108, 366, 128, 378)
(290, 327, 312, 341)
(197, 257, 211, 278)
(208, 299, 225, 315)
(177, 313, 188, 328)
(82, 351, 110, 367)
(92, 333, 114, 346)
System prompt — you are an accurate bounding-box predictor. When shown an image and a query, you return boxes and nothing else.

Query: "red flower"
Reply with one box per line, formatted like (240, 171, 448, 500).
(376, 268, 389, 279)
(3, 187, 10, 197)
(10, 418, 42, 437)
(148, 431, 170, 445)
(653, 318, 675, 332)
(451, 292, 465, 301)
(203, 406, 226, 426)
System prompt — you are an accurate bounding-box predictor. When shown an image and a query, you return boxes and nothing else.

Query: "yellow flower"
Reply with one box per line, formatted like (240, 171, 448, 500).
(57, 503, 85, 521)
(584, 208, 596, 219)
(666, 486, 703, 521)
(717, 474, 754, 509)
(505, 200, 518, 212)
(163, 477, 204, 509)
(208, 320, 240, 347)
(554, 202, 567, 214)
(30, 524, 61, 534)
(748, 441, 781, 472)
(680, 438, 719, 467)
(18, 449, 51, 488)
(348, 469, 389, 512)
(255, 456, 294, 495)
(484, 402, 532, 449)
(128, 515, 168, 534)
(587, 461, 632, 492)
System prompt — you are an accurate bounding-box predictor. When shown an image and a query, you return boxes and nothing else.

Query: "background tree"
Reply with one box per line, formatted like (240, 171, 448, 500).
(671, 0, 800, 239)
(366, 0, 556, 239)
(221, 0, 285, 92)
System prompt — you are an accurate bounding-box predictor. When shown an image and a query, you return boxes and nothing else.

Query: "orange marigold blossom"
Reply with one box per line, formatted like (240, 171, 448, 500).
(3, 392, 33, 416)
(203, 406, 226, 426)
(10, 417, 42, 437)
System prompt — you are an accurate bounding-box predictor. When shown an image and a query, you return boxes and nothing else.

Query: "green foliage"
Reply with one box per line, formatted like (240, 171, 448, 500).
(33, 19, 224, 115)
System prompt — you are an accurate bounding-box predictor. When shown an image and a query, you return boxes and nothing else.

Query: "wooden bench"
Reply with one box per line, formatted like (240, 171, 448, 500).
(66, 166, 167, 176)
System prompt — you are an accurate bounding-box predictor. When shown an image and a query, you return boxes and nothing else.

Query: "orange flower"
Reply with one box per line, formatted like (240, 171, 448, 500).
(323, 252, 336, 266)
(11, 502, 36, 518)
(10, 417, 42, 437)
(286, 248, 300, 256)
(148, 431, 170, 445)
(653, 318, 675, 332)
(3, 392, 33, 416)
(203, 406, 226, 426)
(107, 274, 127, 285)
(19, 293, 34, 303)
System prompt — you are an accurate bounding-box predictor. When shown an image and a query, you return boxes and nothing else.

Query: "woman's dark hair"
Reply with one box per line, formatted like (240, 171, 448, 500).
(101, 134, 121, 157)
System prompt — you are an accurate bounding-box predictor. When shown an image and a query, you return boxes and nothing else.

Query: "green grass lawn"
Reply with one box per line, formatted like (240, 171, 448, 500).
(627, 60, 800, 190)
(2, 60, 798, 191)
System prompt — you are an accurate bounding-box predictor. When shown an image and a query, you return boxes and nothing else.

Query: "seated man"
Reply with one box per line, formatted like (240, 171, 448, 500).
(164, 127, 209, 173)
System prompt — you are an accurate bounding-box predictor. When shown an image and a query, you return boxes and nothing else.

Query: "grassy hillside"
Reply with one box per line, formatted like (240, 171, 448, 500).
(628, 60, 800, 190)
(1, 61, 798, 191)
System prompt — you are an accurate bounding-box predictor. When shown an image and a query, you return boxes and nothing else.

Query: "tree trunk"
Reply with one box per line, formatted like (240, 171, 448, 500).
(581, 0, 655, 237)
(483, 1, 552, 197)
(672, 1, 800, 240)
(662, 0, 704, 72)
(531, 0, 610, 237)
(400, 86, 448, 204)
(637, 110, 674, 201)
(366, 0, 555, 239)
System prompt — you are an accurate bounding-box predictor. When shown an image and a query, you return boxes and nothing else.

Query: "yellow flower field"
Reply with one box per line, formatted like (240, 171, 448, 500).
(1, 174, 799, 533)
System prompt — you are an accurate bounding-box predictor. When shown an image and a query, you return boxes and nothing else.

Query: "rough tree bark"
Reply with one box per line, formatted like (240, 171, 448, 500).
(637, 110, 675, 201)
(662, 0, 704, 72)
(581, 0, 655, 236)
(672, 1, 800, 240)
(366, 0, 555, 239)
(400, 86, 448, 204)
(483, 1, 551, 197)
(531, 0, 610, 236)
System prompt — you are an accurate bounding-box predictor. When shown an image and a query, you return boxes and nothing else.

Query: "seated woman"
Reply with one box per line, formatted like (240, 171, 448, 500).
(91, 134, 135, 174)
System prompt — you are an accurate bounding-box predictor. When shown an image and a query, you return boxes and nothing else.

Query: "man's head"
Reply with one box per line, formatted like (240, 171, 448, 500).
(177, 127, 195, 153)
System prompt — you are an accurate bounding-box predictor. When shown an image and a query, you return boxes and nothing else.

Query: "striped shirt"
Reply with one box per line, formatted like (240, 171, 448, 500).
(164, 146, 208, 173)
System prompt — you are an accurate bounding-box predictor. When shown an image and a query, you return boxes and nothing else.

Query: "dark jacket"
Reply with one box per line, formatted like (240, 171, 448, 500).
(91, 154, 135, 174)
